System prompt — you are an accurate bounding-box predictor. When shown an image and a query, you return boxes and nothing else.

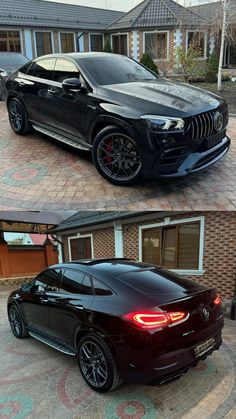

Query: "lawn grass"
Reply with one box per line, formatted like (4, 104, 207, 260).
(191, 81, 236, 114)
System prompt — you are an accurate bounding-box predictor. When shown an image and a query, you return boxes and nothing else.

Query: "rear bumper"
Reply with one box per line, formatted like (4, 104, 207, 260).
(115, 322, 223, 384)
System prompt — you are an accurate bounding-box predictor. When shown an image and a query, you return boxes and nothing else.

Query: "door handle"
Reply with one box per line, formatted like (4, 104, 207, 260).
(40, 298, 48, 303)
(76, 305, 84, 310)
(48, 88, 56, 94)
(19, 81, 26, 87)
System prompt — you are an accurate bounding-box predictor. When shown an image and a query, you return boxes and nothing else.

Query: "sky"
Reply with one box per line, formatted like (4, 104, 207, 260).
(45, 1, 216, 12)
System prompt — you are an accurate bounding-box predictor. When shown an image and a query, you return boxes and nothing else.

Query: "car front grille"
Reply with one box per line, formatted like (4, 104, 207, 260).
(188, 103, 229, 140)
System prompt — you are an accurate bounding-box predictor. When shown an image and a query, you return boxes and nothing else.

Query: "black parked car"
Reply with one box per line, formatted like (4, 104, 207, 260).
(0, 52, 29, 100)
(4, 53, 230, 186)
(8, 259, 223, 393)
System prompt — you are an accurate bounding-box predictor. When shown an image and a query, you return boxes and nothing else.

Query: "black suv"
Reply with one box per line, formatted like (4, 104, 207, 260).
(5, 53, 230, 185)
(8, 259, 223, 393)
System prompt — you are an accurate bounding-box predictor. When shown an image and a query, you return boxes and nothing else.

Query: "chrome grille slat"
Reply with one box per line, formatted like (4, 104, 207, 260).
(189, 104, 228, 140)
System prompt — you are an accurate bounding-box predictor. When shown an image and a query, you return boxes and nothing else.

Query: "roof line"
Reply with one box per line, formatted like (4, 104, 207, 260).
(131, 0, 152, 28)
(160, 0, 179, 23)
(106, 0, 149, 30)
(26, 0, 124, 14)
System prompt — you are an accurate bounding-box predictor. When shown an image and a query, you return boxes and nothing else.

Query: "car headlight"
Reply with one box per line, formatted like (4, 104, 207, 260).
(140, 115, 185, 132)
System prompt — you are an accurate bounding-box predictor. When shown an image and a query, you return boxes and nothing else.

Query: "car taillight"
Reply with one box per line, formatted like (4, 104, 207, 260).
(122, 311, 188, 329)
(214, 295, 221, 305)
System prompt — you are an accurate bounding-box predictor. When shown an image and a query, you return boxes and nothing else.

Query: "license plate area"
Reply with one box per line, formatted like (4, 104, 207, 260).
(206, 131, 225, 149)
(194, 337, 215, 358)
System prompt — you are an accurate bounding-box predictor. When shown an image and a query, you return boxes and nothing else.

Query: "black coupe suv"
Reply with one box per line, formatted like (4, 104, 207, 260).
(5, 53, 230, 186)
(8, 259, 223, 393)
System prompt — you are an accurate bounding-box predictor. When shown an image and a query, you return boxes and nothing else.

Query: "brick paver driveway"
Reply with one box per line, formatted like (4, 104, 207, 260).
(0, 288, 235, 419)
(0, 102, 236, 210)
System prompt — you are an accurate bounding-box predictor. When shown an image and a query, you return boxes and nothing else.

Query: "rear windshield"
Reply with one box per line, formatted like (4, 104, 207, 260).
(78, 55, 157, 86)
(118, 268, 206, 295)
(0, 53, 28, 66)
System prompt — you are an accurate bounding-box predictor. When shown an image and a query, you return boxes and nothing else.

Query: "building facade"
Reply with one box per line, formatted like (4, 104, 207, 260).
(52, 211, 236, 305)
(1, 0, 235, 72)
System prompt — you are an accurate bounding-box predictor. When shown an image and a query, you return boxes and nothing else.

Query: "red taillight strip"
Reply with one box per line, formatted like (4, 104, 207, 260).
(214, 296, 221, 305)
(122, 311, 189, 329)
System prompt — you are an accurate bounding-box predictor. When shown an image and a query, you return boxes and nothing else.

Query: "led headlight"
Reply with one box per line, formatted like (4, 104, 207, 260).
(140, 115, 185, 132)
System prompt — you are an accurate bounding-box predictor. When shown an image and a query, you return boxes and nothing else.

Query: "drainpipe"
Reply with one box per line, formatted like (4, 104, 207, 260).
(51, 234, 63, 264)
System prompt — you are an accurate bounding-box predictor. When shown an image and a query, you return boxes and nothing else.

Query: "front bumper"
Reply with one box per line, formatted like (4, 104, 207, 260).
(157, 136, 230, 178)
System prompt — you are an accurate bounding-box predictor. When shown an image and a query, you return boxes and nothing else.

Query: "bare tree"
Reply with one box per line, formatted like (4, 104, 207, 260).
(145, 32, 169, 76)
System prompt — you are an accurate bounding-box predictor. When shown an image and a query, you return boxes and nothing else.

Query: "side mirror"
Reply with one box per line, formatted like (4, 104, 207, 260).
(21, 283, 33, 293)
(62, 78, 87, 93)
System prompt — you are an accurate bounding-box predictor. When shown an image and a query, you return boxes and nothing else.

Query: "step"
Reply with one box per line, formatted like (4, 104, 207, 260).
(29, 331, 76, 356)
(32, 124, 91, 151)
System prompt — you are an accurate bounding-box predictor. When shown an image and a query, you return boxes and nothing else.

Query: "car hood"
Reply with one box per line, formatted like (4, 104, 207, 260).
(100, 79, 223, 118)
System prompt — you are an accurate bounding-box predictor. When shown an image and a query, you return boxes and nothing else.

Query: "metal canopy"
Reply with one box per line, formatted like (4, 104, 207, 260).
(0, 211, 74, 234)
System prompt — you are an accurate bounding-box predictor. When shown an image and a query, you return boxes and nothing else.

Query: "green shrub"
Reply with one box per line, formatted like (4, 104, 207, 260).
(175, 43, 202, 83)
(205, 51, 219, 83)
(103, 40, 112, 53)
(140, 53, 159, 75)
(222, 73, 232, 82)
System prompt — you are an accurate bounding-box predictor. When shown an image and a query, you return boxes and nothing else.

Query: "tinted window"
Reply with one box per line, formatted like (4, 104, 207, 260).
(118, 269, 203, 295)
(92, 278, 113, 296)
(79, 55, 157, 85)
(28, 59, 55, 80)
(61, 269, 93, 295)
(34, 268, 61, 291)
(53, 58, 79, 83)
(20, 61, 33, 74)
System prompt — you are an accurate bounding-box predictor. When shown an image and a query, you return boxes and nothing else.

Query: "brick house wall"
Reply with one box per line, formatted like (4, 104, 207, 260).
(60, 212, 236, 301)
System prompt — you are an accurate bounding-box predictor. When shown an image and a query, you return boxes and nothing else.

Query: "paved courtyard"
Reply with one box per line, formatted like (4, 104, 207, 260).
(0, 102, 236, 211)
(0, 288, 236, 419)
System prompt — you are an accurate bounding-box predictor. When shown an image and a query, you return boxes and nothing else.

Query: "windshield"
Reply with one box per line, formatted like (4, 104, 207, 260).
(0, 53, 29, 67)
(79, 55, 157, 86)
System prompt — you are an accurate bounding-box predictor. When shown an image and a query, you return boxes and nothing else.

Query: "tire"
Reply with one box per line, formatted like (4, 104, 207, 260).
(8, 305, 28, 339)
(77, 333, 122, 393)
(92, 126, 143, 186)
(7, 97, 32, 135)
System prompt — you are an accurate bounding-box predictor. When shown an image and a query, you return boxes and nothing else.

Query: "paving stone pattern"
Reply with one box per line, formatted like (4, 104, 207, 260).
(0, 288, 235, 419)
(0, 102, 236, 210)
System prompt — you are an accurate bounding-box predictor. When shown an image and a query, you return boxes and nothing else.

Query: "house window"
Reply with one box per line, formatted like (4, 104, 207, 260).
(145, 32, 168, 60)
(142, 222, 200, 270)
(60, 33, 75, 53)
(0, 31, 21, 52)
(112, 34, 128, 55)
(35, 32, 52, 57)
(90, 34, 103, 52)
(187, 31, 206, 57)
(69, 236, 92, 261)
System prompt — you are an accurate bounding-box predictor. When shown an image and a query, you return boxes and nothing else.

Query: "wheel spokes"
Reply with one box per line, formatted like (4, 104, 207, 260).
(79, 341, 108, 387)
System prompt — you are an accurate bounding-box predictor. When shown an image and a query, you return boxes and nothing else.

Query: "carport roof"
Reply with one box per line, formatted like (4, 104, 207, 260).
(0, 211, 74, 233)
(0, 0, 124, 30)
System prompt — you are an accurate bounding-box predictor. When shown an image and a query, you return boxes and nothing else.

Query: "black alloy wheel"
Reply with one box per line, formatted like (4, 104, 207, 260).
(8, 98, 31, 134)
(8, 306, 28, 338)
(78, 334, 122, 392)
(92, 126, 143, 186)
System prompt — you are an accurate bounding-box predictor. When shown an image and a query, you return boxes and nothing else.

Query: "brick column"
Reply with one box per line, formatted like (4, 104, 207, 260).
(44, 239, 56, 267)
(0, 232, 10, 278)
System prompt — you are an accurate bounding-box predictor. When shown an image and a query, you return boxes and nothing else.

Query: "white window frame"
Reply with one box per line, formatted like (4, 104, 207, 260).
(68, 233, 94, 262)
(139, 216, 205, 275)
(186, 30, 208, 59)
(143, 30, 170, 61)
(0, 29, 23, 53)
(34, 30, 54, 57)
(89, 33, 104, 52)
(59, 31, 76, 53)
(111, 32, 129, 56)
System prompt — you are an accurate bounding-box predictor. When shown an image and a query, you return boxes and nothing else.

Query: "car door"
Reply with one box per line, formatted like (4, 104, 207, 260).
(15, 58, 55, 125)
(48, 268, 94, 348)
(20, 267, 61, 336)
(46, 57, 94, 142)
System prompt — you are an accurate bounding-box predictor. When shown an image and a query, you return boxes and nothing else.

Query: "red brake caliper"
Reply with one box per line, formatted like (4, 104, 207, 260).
(104, 139, 113, 164)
